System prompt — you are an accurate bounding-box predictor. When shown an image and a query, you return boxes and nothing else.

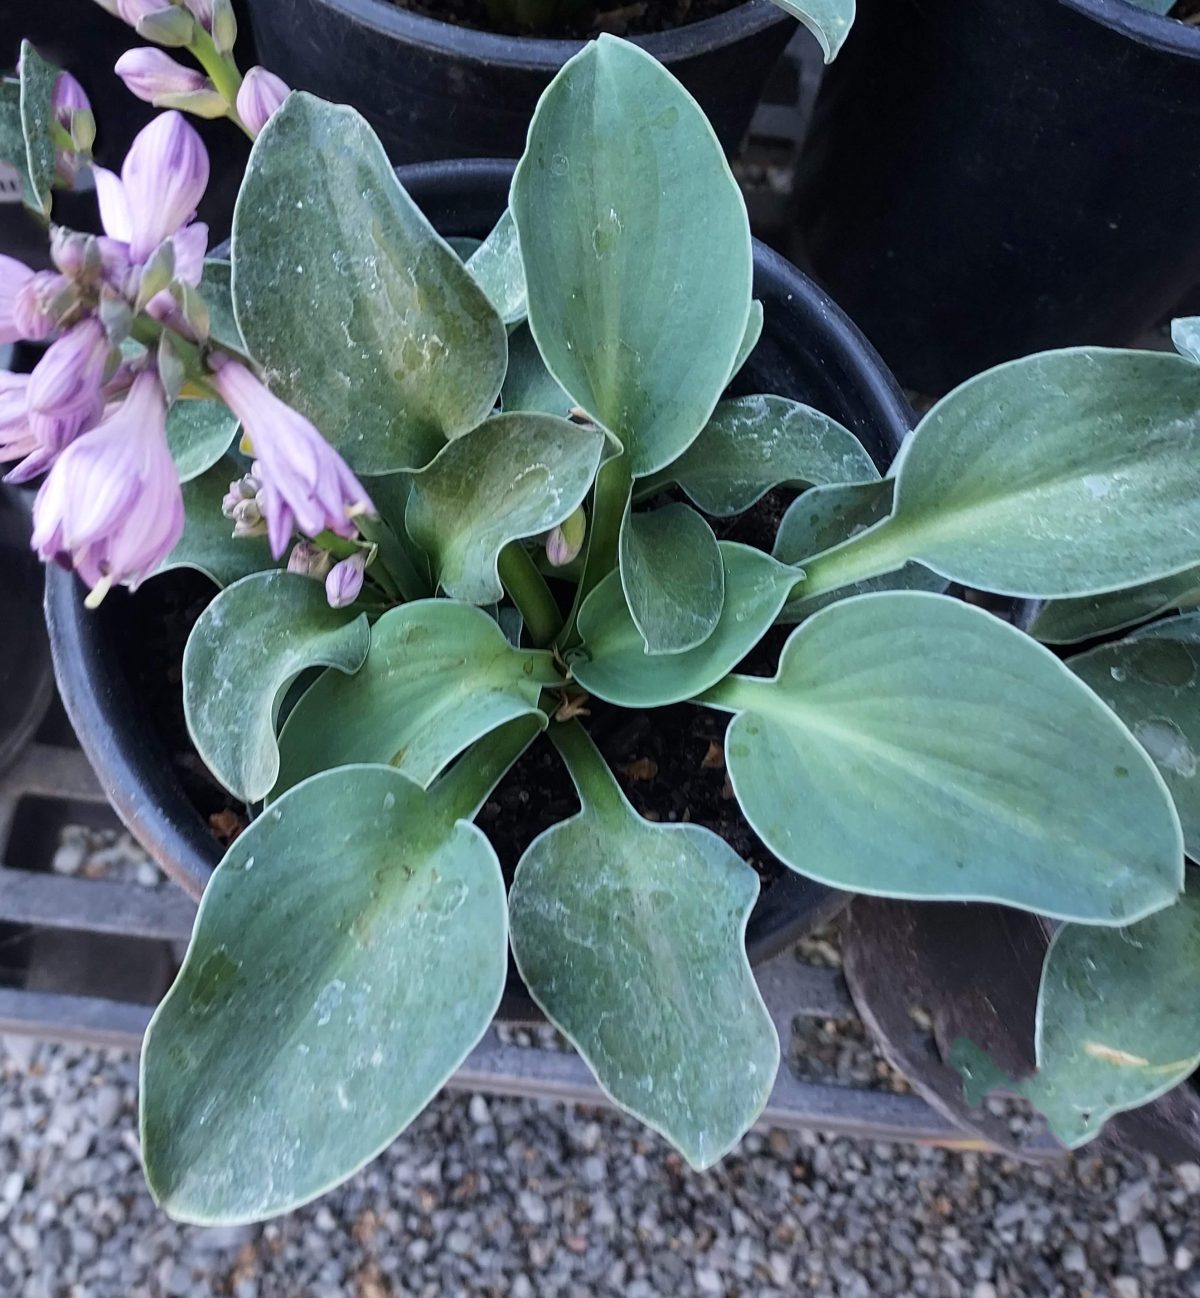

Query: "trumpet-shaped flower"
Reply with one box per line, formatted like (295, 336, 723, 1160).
(0, 255, 35, 344)
(31, 369, 183, 602)
(210, 358, 374, 558)
(93, 111, 209, 263)
(325, 552, 366, 608)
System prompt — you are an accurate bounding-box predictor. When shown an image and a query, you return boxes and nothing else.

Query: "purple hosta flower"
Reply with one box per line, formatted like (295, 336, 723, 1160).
(10, 319, 112, 483)
(116, 0, 175, 24)
(0, 255, 34, 345)
(288, 540, 333, 580)
(93, 111, 209, 263)
(236, 67, 290, 137)
(184, 0, 214, 24)
(115, 48, 206, 103)
(210, 359, 375, 558)
(0, 374, 37, 468)
(325, 552, 366, 609)
(31, 369, 183, 605)
(13, 271, 72, 341)
(49, 71, 95, 184)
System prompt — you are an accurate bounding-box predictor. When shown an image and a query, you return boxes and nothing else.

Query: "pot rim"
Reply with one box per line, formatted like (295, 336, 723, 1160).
(43, 157, 913, 971)
(1060, 0, 1200, 56)
(296, 0, 792, 70)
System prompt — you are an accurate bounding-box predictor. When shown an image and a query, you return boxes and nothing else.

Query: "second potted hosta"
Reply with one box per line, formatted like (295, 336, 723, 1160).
(7, 25, 1200, 1224)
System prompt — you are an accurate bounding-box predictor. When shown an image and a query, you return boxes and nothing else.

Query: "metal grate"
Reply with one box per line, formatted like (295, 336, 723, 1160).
(0, 711, 1067, 1156)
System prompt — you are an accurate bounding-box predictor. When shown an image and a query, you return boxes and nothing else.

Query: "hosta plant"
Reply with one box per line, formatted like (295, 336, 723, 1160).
(6, 19, 1200, 1224)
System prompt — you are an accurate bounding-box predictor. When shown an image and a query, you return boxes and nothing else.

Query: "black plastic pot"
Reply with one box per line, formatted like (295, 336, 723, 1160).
(794, 0, 1200, 394)
(0, 3, 253, 265)
(0, 484, 53, 776)
(243, 0, 794, 162)
(44, 157, 914, 1019)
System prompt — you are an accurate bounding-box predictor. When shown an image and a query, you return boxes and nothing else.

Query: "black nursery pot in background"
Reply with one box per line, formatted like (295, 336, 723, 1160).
(44, 158, 914, 1020)
(242, 0, 794, 162)
(794, 0, 1200, 394)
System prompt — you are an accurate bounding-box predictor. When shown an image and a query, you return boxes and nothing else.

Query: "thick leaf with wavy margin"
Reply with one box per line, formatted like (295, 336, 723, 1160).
(405, 413, 605, 604)
(157, 458, 278, 587)
(1029, 567, 1200, 645)
(183, 572, 369, 802)
(655, 395, 877, 517)
(272, 600, 560, 798)
(141, 764, 508, 1223)
(1070, 613, 1200, 859)
(573, 542, 798, 707)
(509, 725, 777, 1169)
(774, 479, 946, 622)
(167, 398, 239, 483)
(500, 325, 574, 419)
(511, 35, 752, 477)
(199, 259, 246, 354)
(805, 350, 1200, 602)
(465, 209, 526, 326)
(1172, 317, 1200, 364)
(233, 92, 507, 473)
(953, 886, 1200, 1149)
(703, 591, 1183, 925)
(773, 0, 857, 62)
(619, 503, 724, 655)
(16, 41, 56, 216)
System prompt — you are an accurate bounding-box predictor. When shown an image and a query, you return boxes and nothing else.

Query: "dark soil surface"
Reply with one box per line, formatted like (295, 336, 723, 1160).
(389, 0, 741, 39)
(114, 488, 806, 893)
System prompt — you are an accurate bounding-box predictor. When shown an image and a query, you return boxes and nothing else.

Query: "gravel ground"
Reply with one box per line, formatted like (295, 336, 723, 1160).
(2, 1035, 1199, 1298)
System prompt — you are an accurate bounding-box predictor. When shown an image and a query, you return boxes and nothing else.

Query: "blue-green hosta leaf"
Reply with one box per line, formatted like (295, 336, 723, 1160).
(657, 395, 878, 517)
(619, 504, 724, 655)
(509, 726, 777, 1169)
(511, 35, 752, 477)
(500, 325, 574, 419)
(704, 591, 1183, 925)
(405, 413, 605, 604)
(465, 209, 526, 326)
(158, 458, 279, 588)
(729, 301, 763, 382)
(233, 92, 507, 473)
(573, 542, 798, 707)
(141, 763, 508, 1223)
(166, 398, 239, 483)
(953, 886, 1200, 1149)
(198, 260, 245, 354)
(801, 350, 1200, 603)
(272, 600, 560, 798)
(1172, 317, 1200, 363)
(16, 41, 57, 216)
(1029, 567, 1200, 645)
(0, 82, 25, 192)
(774, 479, 947, 622)
(1070, 613, 1200, 859)
(183, 572, 370, 802)
(772, 0, 857, 62)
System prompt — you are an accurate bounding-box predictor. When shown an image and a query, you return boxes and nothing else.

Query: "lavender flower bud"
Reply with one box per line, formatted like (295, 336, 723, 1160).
(94, 112, 209, 263)
(98, 288, 134, 345)
(13, 272, 73, 341)
(50, 228, 101, 282)
(52, 72, 95, 155)
(236, 67, 290, 137)
(117, 0, 175, 23)
(210, 358, 375, 559)
(222, 468, 267, 538)
(210, 0, 238, 53)
(31, 369, 184, 604)
(134, 240, 175, 311)
(325, 552, 366, 609)
(0, 254, 35, 345)
(114, 47, 206, 103)
(545, 505, 587, 567)
(183, 0, 214, 25)
(28, 319, 111, 418)
(287, 540, 333, 580)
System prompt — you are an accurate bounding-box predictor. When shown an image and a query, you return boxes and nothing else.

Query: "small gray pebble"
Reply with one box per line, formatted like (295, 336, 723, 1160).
(1136, 1222, 1168, 1268)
